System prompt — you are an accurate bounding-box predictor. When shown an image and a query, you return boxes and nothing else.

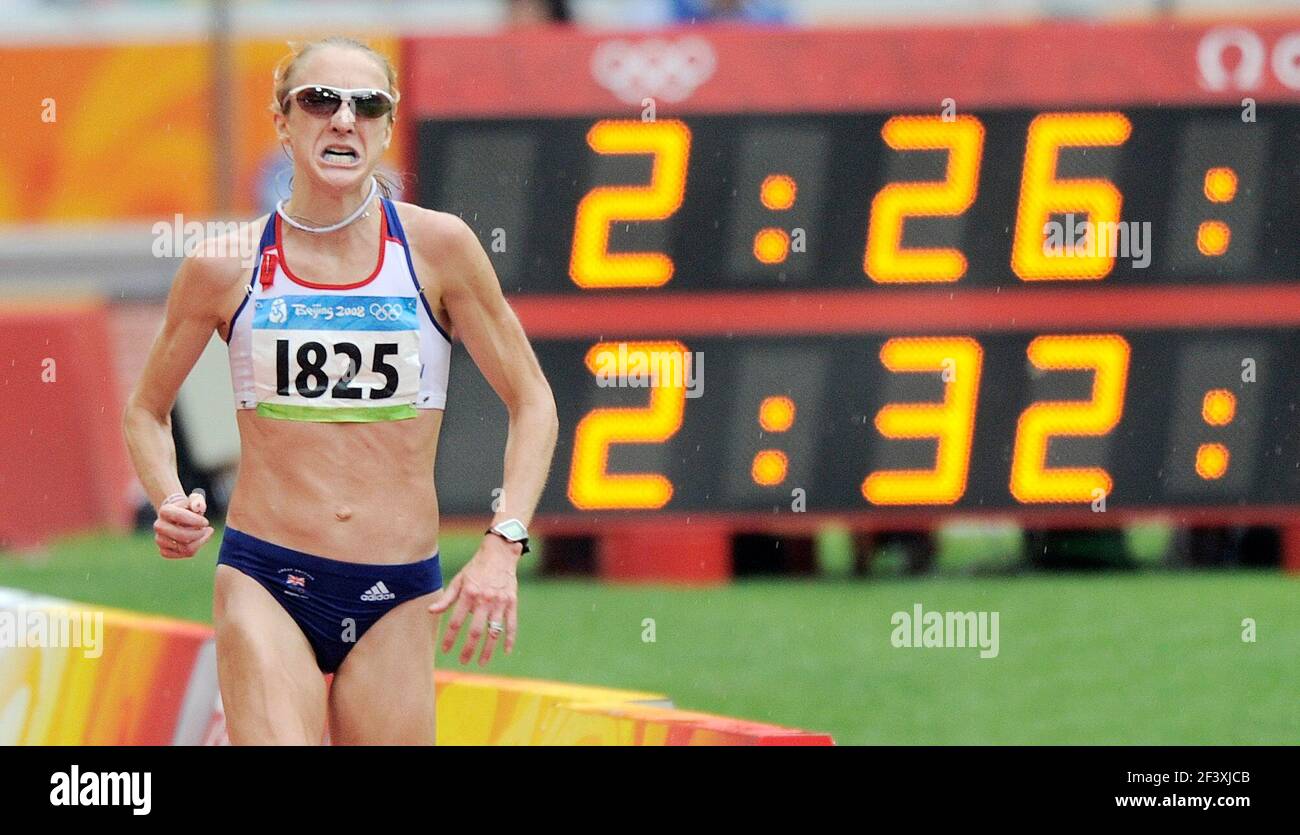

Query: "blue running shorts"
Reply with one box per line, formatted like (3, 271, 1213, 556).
(217, 526, 443, 673)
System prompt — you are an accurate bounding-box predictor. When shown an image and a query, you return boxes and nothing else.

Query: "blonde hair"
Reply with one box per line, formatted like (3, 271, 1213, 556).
(272, 36, 403, 198)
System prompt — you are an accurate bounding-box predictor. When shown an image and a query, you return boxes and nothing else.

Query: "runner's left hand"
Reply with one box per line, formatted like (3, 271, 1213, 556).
(428, 535, 520, 666)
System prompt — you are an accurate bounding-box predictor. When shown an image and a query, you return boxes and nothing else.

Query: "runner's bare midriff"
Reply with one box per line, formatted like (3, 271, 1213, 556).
(225, 409, 443, 564)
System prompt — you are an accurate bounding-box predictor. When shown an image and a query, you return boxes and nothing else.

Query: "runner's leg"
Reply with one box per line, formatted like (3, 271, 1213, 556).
(327, 592, 440, 745)
(214, 564, 328, 744)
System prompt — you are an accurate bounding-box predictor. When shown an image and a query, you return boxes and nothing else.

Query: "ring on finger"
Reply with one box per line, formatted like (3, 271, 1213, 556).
(487, 620, 504, 636)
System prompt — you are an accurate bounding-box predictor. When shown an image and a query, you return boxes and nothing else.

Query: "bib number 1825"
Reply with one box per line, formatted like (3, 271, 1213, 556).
(275, 339, 400, 399)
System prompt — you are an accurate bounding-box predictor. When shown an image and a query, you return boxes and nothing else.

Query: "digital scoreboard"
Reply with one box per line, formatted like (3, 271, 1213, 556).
(403, 22, 1300, 539)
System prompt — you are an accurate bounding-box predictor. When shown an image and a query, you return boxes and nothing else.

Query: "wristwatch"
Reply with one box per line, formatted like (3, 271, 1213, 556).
(486, 518, 530, 554)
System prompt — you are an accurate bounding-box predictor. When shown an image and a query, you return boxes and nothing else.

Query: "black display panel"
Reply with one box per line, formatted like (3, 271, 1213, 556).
(434, 328, 1300, 516)
(416, 108, 1300, 295)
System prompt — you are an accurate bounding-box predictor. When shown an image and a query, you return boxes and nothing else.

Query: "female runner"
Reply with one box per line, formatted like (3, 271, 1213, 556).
(123, 36, 558, 744)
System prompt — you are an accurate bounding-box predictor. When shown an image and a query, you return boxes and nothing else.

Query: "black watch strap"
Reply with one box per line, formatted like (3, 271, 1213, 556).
(486, 527, 530, 554)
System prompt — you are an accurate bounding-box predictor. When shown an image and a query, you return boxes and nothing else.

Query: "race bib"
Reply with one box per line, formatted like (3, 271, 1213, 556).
(250, 295, 422, 422)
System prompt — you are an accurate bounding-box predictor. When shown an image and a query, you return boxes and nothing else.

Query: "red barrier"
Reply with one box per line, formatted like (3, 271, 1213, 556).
(0, 299, 134, 548)
(598, 520, 731, 584)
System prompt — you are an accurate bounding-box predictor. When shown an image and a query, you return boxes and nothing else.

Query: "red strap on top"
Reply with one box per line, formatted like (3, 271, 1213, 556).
(259, 250, 279, 290)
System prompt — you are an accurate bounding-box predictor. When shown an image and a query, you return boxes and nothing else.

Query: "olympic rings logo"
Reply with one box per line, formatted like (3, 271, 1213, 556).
(590, 35, 717, 105)
(369, 302, 407, 321)
(1198, 26, 1300, 91)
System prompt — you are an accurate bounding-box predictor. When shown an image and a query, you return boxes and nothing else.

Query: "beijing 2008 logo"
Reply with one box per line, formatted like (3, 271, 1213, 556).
(268, 297, 288, 325)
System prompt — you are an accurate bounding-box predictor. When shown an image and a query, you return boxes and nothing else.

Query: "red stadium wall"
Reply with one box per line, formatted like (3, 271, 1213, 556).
(0, 300, 135, 549)
(402, 18, 1300, 118)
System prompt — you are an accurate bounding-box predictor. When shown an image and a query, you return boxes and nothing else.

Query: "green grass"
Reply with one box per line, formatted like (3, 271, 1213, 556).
(1, 526, 1296, 744)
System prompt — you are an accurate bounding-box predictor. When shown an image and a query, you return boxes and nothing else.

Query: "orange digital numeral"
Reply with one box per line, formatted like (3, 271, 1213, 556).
(569, 120, 691, 289)
(1010, 112, 1132, 281)
(567, 341, 689, 510)
(862, 337, 983, 505)
(1009, 334, 1130, 503)
(864, 116, 985, 283)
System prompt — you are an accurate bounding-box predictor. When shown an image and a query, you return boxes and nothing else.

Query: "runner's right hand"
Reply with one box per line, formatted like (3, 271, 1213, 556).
(154, 489, 214, 559)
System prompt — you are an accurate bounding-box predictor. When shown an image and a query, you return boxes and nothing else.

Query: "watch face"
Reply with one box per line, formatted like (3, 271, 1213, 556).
(494, 519, 527, 541)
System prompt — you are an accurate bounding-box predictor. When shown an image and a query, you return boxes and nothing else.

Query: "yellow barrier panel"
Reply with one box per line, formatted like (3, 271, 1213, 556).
(2, 588, 833, 745)
(0, 589, 211, 745)
(433, 670, 669, 746)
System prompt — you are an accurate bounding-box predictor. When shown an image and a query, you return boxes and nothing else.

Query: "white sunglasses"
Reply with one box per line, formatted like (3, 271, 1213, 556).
(281, 84, 398, 120)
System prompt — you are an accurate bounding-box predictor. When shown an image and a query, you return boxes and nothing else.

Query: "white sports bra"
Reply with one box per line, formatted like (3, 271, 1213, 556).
(225, 198, 451, 422)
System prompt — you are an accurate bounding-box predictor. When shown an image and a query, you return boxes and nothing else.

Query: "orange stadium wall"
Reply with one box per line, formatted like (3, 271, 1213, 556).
(0, 587, 833, 745)
(0, 37, 404, 222)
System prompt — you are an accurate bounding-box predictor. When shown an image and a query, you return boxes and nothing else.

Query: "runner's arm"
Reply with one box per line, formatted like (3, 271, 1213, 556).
(123, 255, 232, 510)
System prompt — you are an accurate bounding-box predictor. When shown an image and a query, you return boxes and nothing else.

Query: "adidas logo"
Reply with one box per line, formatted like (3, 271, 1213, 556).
(360, 581, 396, 602)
